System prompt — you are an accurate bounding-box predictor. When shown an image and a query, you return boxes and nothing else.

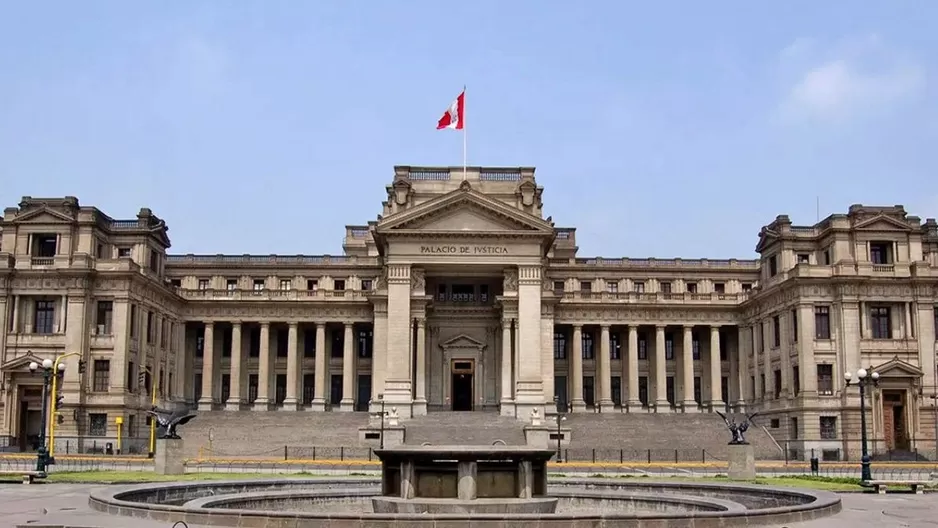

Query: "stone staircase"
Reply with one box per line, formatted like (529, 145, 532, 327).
(562, 413, 784, 462)
(402, 411, 527, 446)
(179, 411, 370, 459)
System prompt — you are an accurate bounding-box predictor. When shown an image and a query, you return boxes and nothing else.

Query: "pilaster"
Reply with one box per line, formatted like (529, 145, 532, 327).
(514, 265, 544, 417)
(383, 264, 414, 416)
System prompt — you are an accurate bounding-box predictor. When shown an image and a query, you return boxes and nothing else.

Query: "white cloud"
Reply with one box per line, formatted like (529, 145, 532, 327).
(775, 35, 925, 124)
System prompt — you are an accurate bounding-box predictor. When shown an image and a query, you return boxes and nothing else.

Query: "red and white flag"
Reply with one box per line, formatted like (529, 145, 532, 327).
(436, 90, 465, 130)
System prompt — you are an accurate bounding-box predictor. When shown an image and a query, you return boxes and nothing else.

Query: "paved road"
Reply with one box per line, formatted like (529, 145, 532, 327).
(3, 483, 938, 528)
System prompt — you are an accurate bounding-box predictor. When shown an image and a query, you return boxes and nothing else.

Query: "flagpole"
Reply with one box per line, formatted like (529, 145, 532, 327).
(462, 85, 467, 180)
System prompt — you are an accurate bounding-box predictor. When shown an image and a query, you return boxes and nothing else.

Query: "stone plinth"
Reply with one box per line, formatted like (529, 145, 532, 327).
(727, 443, 756, 480)
(357, 425, 405, 448)
(524, 424, 572, 448)
(154, 438, 185, 475)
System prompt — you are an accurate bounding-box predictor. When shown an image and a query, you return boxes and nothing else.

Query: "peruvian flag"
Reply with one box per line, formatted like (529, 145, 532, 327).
(436, 90, 465, 130)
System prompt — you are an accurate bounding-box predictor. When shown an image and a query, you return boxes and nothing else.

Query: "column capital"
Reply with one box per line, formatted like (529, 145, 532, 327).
(231, 320, 243, 327)
(655, 324, 666, 331)
(600, 324, 610, 331)
(683, 325, 693, 332)
(344, 321, 354, 329)
(204, 321, 215, 328)
(289, 321, 298, 329)
(260, 321, 270, 329)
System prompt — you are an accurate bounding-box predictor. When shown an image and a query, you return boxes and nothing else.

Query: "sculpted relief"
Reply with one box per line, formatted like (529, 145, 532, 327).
(503, 268, 518, 292)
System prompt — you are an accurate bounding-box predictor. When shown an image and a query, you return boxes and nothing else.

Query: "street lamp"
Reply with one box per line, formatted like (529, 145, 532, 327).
(553, 396, 567, 463)
(28, 358, 60, 473)
(844, 367, 879, 482)
(369, 394, 386, 449)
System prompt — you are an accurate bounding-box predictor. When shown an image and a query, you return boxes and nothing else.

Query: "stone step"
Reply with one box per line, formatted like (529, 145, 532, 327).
(403, 411, 526, 446)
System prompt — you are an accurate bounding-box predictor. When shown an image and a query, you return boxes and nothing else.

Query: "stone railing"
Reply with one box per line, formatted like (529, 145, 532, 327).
(166, 254, 381, 266)
(549, 257, 760, 269)
(558, 291, 749, 304)
(177, 289, 371, 301)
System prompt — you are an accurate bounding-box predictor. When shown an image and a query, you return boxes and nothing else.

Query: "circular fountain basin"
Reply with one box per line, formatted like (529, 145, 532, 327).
(89, 477, 843, 527)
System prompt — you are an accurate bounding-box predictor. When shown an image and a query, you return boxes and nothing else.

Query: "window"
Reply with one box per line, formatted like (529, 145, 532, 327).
(307, 279, 319, 291)
(253, 279, 265, 291)
(361, 279, 373, 291)
(692, 336, 700, 360)
(770, 418, 780, 429)
(660, 281, 672, 294)
(148, 250, 159, 271)
(279, 279, 292, 290)
(553, 332, 566, 360)
(221, 328, 231, 357)
(580, 281, 592, 292)
(334, 279, 346, 291)
(693, 376, 701, 404)
(815, 306, 831, 339)
(760, 374, 766, 396)
(581, 332, 594, 360)
(664, 335, 674, 360)
(638, 376, 648, 406)
(633, 281, 645, 293)
(869, 242, 892, 264)
(822, 249, 831, 265)
(637, 337, 647, 360)
(146, 311, 154, 343)
(117, 247, 131, 258)
(768, 255, 778, 276)
(666, 376, 675, 405)
(198, 279, 209, 290)
(553, 281, 565, 292)
(170, 279, 181, 288)
(130, 304, 137, 337)
(819, 416, 837, 439)
(226, 279, 237, 291)
(871, 306, 892, 339)
(277, 328, 289, 357)
(773, 369, 782, 399)
(935, 306, 938, 342)
(357, 329, 373, 358)
(713, 282, 725, 294)
(817, 364, 833, 395)
(606, 281, 618, 293)
(741, 283, 753, 292)
(611, 376, 622, 407)
(34, 300, 55, 334)
(582, 376, 595, 407)
(479, 284, 489, 302)
(797, 253, 810, 264)
(790, 417, 799, 439)
(92, 360, 110, 392)
(32, 234, 57, 257)
(304, 328, 316, 358)
(331, 330, 343, 358)
(686, 282, 697, 293)
(88, 413, 107, 436)
(792, 366, 800, 396)
(772, 315, 781, 347)
(791, 309, 798, 342)
(721, 376, 729, 404)
(610, 332, 621, 360)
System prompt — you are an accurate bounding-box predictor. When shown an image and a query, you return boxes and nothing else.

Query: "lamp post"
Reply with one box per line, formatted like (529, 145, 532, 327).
(28, 358, 61, 473)
(553, 396, 567, 463)
(844, 367, 879, 482)
(370, 394, 386, 449)
(48, 352, 81, 458)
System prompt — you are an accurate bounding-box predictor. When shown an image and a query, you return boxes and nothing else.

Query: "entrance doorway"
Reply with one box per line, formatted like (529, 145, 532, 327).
(882, 390, 909, 451)
(451, 360, 474, 411)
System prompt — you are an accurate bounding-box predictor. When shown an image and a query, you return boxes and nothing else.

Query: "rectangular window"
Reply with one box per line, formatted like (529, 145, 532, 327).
(277, 328, 289, 357)
(741, 283, 752, 292)
(95, 301, 113, 335)
(817, 364, 834, 395)
(790, 417, 799, 439)
(357, 328, 373, 358)
(583, 376, 595, 407)
(610, 332, 621, 360)
(637, 337, 647, 360)
(638, 376, 648, 406)
(226, 279, 237, 291)
(92, 360, 110, 392)
(580, 281, 592, 292)
(553, 281, 565, 292)
(768, 255, 778, 276)
(581, 333, 594, 360)
(279, 279, 292, 290)
(774, 369, 782, 399)
(797, 253, 810, 264)
(666, 376, 675, 405)
(146, 311, 154, 343)
(34, 300, 56, 334)
(303, 328, 316, 358)
(633, 281, 645, 293)
(692, 336, 700, 360)
(611, 376, 622, 406)
(32, 233, 58, 257)
(686, 282, 697, 293)
(871, 306, 892, 339)
(333, 279, 346, 291)
(721, 376, 729, 404)
(660, 281, 672, 294)
(869, 242, 892, 264)
(792, 366, 800, 396)
(307, 279, 319, 291)
(606, 282, 618, 293)
(253, 279, 265, 291)
(361, 279, 373, 291)
(117, 247, 131, 258)
(819, 416, 837, 440)
(693, 376, 701, 404)
(791, 309, 798, 342)
(664, 335, 674, 360)
(713, 282, 725, 294)
(815, 306, 831, 339)
(553, 332, 566, 360)
(197, 279, 209, 290)
(772, 315, 781, 347)
(88, 413, 107, 436)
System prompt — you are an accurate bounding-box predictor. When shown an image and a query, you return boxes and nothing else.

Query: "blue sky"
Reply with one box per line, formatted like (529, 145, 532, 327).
(2, 2, 936, 259)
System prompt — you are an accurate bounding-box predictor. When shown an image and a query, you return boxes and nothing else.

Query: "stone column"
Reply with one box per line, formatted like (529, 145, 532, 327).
(226, 322, 242, 410)
(709, 326, 723, 410)
(737, 325, 750, 410)
(413, 319, 427, 413)
(571, 325, 585, 411)
(283, 322, 299, 410)
(681, 326, 696, 412)
(254, 322, 271, 410)
(626, 325, 640, 411)
(598, 325, 614, 411)
(311, 323, 327, 411)
(654, 325, 670, 412)
(500, 318, 514, 409)
(371, 300, 388, 402)
(340, 323, 355, 411)
(515, 265, 545, 414)
(197, 322, 214, 411)
(384, 264, 414, 413)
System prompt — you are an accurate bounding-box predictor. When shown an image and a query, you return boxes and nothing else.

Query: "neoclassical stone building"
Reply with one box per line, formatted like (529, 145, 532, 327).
(1, 165, 937, 458)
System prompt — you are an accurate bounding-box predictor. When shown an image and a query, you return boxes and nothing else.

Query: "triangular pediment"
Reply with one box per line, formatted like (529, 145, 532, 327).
(12, 207, 74, 224)
(873, 356, 923, 378)
(854, 215, 912, 232)
(755, 228, 779, 253)
(376, 185, 554, 235)
(0, 352, 46, 372)
(439, 333, 486, 350)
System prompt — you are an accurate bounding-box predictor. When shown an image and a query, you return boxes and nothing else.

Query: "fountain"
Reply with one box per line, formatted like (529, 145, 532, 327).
(87, 442, 843, 527)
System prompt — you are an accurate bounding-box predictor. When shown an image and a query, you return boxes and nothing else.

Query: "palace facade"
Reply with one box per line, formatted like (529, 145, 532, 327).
(1, 165, 937, 457)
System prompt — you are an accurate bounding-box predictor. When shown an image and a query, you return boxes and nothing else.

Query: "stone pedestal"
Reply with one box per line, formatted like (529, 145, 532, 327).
(154, 439, 185, 476)
(358, 425, 405, 448)
(727, 443, 756, 480)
